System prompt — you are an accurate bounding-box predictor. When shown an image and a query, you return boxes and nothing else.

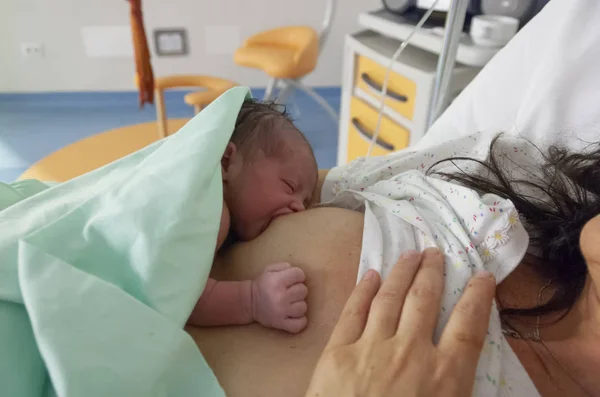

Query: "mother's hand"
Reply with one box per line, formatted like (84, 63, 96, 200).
(305, 248, 496, 397)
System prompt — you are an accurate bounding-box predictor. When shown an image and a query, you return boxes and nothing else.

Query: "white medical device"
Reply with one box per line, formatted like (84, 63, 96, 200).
(417, 0, 452, 11)
(368, 0, 444, 156)
(369, 0, 550, 156)
(383, 0, 550, 26)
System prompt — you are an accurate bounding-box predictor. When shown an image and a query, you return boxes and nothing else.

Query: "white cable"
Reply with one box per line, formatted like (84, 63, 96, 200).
(367, 0, 442, 157)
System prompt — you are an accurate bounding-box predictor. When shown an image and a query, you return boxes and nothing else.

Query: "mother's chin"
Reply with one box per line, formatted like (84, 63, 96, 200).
(580, 214, 600, 280)
(578, 214, 600, 331)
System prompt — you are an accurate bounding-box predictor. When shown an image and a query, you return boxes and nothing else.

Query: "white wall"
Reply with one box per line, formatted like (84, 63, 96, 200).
(0, 0, 380, 92)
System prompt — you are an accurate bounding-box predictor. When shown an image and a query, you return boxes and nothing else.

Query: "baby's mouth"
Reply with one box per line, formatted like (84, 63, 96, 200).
(260, 215, 281, 235)
(260, 213, 291, 235)
(259, 219, 272, 235)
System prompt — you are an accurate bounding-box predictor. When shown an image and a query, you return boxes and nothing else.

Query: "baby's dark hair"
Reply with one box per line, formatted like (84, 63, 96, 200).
(231, 99, 313, 160)
(428, 135, 600, 322)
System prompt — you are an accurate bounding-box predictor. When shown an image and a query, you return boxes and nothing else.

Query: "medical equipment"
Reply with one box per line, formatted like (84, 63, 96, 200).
(417, 0, 482, 14)
(368, 0, 550, 156)
(420, 0, 600, 153)
(382, 0, 415, 14)
(368, 0, 443, 156)
(428, 0, 470, 127)
(386, 0, 550, 25)
(481, 0, 550, 25)
(469, 15, 520, 47)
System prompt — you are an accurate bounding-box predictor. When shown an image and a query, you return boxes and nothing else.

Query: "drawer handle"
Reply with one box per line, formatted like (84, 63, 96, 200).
(352, 118, 395, 151)
(361, 73, 408, 102)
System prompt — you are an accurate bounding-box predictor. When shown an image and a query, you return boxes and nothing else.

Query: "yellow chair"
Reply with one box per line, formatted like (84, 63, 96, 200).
(19, 119, 190, 182)
(234, 0, 338, 122)
(154, 75, 237, 138)
(20, 76, 236, 183)
(235, 26, 319, 81)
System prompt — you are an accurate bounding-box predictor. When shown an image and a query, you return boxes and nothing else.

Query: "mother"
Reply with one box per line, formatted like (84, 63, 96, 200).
(188, 137, 600, 397)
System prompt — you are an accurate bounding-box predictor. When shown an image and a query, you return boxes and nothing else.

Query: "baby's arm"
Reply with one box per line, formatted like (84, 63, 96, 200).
(188, 278, 253, 326)
(188, 263, 308, 334)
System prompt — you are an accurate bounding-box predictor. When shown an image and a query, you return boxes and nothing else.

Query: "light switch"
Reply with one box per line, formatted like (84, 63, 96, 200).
(154, 29, 188, 56)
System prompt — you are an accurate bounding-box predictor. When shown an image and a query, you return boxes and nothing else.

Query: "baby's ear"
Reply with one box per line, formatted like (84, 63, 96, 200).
(221, 142, 237, 180)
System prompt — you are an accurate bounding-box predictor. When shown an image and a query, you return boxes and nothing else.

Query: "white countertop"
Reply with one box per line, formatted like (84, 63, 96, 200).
(359, 9, 502, 67)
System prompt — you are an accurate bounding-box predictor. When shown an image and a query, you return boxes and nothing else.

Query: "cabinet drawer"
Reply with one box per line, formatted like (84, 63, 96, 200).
(355, 55, 417, 121)
(347, 96, 410, 162)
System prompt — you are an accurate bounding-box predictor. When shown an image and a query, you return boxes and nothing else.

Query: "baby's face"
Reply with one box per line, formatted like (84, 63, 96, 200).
(224, 145, 317, 241)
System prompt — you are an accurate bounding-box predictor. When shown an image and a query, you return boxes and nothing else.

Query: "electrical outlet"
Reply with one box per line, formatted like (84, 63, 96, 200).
(21, 42, 44, 58)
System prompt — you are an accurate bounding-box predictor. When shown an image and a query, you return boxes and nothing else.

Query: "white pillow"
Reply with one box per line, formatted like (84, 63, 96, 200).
(420, 0, 600, 151)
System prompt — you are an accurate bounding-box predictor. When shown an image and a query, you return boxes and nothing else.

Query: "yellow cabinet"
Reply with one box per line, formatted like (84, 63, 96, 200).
(347, 96, 410, 162)
(355, 55, 417, 121)
(338, 31, 480, 166)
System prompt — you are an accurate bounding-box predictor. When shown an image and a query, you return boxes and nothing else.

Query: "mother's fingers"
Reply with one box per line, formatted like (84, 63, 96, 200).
(438, 271, 496, 381)
(396, 248, 445, 340)
(326, 270, 381, 348)
(363, 251, 423, 339)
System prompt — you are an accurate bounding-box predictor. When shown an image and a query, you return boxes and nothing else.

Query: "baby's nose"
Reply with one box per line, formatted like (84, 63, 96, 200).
(290, 201, 306, 213)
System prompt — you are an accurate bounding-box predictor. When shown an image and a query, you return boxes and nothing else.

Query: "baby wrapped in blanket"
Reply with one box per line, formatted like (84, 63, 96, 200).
(0, 87, 317, 397)
(0, 100, 319, 335)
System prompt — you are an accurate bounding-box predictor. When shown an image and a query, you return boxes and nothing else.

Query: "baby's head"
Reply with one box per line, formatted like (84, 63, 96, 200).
(221, 99, 318, 241)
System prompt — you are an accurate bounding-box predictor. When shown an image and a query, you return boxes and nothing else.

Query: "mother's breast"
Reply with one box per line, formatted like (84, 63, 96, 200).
(186, 207, 364, 397)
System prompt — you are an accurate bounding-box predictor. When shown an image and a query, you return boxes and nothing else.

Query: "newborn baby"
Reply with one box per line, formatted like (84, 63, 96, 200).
(187, 100, 318, 334)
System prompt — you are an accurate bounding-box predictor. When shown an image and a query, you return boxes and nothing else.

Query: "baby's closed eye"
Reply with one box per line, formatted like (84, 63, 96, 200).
(282, 179, 296, 193)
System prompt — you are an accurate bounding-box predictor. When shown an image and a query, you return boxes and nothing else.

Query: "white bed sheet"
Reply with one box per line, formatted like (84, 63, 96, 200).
(420, 0, 600, 151)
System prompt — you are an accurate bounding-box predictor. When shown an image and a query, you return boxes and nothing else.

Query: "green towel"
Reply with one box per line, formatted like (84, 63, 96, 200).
(0, 179, 51, 210)
(0, 86, 252, 397)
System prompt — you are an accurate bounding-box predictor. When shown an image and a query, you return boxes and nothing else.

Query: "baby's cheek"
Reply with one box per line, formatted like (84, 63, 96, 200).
(216, 202, 231, 252)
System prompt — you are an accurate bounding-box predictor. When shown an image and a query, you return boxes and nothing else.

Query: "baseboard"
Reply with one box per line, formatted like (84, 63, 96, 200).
(0, 86, 341, 105)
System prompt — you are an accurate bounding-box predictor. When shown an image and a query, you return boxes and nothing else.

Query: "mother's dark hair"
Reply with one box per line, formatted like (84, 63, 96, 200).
(428, 135, 600, 323)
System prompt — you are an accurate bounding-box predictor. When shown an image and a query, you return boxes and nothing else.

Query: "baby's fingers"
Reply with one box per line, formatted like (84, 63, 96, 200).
(282, 316, 308, 334)
(278, 267, 306, 287)
(287, 300, 308, 318)
(265, 262, 292, 272)
(287, 283, 308, 302)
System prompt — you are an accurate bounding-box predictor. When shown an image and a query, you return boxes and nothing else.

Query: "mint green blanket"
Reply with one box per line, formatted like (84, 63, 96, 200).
(0, 86, 252, 397)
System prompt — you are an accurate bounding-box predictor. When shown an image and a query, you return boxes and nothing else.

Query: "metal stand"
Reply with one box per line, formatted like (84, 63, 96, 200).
(282, 79, 338, 123)
(320, 0, 337, 52)
(273, 0, 339, 124)
(426, 0, 470, 130)
(264, 78, 279, 100)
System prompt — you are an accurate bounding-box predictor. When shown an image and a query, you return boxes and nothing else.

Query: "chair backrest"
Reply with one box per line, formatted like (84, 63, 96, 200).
(154, 75, 237, 138)
(284, 27, 319, 66)
(319, 0, 337, 53)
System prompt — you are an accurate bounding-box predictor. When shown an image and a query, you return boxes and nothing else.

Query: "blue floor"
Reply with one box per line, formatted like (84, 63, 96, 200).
(0, 87, 340, 183)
